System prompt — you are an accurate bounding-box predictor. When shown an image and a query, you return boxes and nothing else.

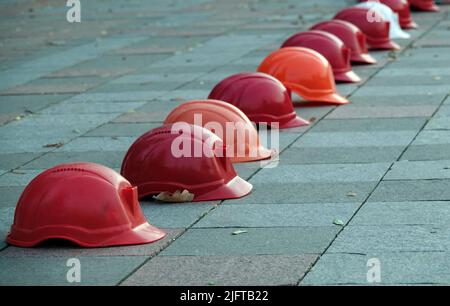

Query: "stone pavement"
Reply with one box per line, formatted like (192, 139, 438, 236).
(0, 0, 450, 285)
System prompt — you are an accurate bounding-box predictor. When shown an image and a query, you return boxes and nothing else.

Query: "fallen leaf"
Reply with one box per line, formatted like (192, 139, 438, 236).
(433, 76, 441, 81)
(309, 117, 317, 123)
(14, 116, 22, 121)
(347, 192, 357, 197)
(43, 142, 64, 148)
(11, 170, 26, 175)
(72, 129, 81, 134)
(333, 219, 344, 226)
(232, 230, 248, 236)
(154, 189, 194, 203)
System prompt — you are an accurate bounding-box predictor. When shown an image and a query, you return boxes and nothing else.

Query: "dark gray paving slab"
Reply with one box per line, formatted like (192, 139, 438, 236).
(226, 182, 377, 204)
(122, 254, 318, 286)
(56, 137, 135, 152)
(279, 146, 404, 164)
(0, 169, 42, 187)
(84, 123, 160, 137)
(162, 227, 340, 256)
(302, 252, 450, 285)
(194, 203, 359, 228)
(385, 160, 450, 180)
(328, 225, 450, 253)
(0, 256, 147, 286)
(41, 102, 145, 114)
(0, 153, 41, 170)
(347, 94, 445, 106)
(352, 201, 450, 226)
(413, 130, 450, 145)
(369, 179, 450, 202)
(0, 186, 24, 208)
(0, 94, 72, 114)
(250, 163, 390, 184)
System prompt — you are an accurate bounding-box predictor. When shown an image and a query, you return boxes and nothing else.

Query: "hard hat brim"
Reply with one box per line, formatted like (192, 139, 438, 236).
(278, 115, 310, 129)
(401, 21, 419, 29)
(334, 70, 362, 83)
(231, 146, 274, 163)
(368, 40, 401, 50)
(351, 53, 377, 65)
(195, 175, 253, 201)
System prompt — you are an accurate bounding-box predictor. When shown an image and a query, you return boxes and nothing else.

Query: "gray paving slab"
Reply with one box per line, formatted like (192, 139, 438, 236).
(302, 252, 450, 285)
(0, 229, 183, 258)
(41, 102, 145, 114)
(310, 118, 427, 133)
(292, 131, 417, 148)
(402, 144, 450, 161)
(0, 186, 24, 208)
(369, 179, 450, 202)
(385, 160, 450, 180)
(279, 146, 404, 164)
(55, 137, 135, 152)
(161, 227, 340, 256)
(327, 225, 450, 253)
(122, 254, 318, 286)
(0, 153, 41, 170)
(351, 201, 450, 226)
(327, 105, 437, 119)
(0, 169, 42, 187)
(250, 163, 390, 184)
(194, 203, 359, 228)
(84, 123, 160, 137)
(413, 130, 450, 145)
(226, 182, 377, 204)
(0, 256, 148, 286)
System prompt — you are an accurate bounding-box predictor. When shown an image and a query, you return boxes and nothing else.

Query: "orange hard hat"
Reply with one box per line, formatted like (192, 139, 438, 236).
(164, 99, 273, 163)
(257, 47, 349, 105)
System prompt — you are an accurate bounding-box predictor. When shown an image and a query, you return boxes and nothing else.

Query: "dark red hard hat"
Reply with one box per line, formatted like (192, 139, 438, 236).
(408, 0, 439, 12)
(281, 30, 361, 83)
(361, 0, 418, 29)
(7, 162, 166, 248)
(310, 20, 377, 65)
(121, 124, 253, 202)
(334, 7, 401, 50)
(208, 72, 309, 129)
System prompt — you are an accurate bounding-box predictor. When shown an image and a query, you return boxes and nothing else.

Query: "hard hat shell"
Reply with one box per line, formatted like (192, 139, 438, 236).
(208, 72, 309, 129)
(356, 1, 411, 39)
(164, 99, 273, 163)
(281, 30, 362, 83)
(121, 124, 253, 201)
(408, 0, 440, 12)
(362, 0, 418, 29)
(334, 7, 401, 50)
(257, 47, 349, 105)
(7, 162, 166, 248)
(310, 20, 377, 65)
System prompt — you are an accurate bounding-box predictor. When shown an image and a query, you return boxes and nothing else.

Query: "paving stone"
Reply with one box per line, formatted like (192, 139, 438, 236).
(385, 160, 450, 180)
(0, 229, 183, 258)
(352, 201, 450, 226)
(84, 123, 160, 137)
(226, 182, 377, 204)
(250, 163, 390, 184)
(141, 202, 217, 229)
(353, 85, 450, 97)
(48, 67, 135, 78)
(194, 203, 359, 228)
(0, 186, 24, 208)
(1, 82, 99, 95)
(56, 137, 135, 153)
(279, 146, 404, 164)
(293, 131, 417, 148)
(122, 254, 318, 286)
(413, 130, 450, 145)
(328, 225, 450, 253)
(302, 252, 450, 285)
(369, 179, 450, 202)
(348, 94, 445, 106)
(20, 151, 125, 170)
(367, 74, 450, 86)
(0, 153, 41, 170)
(402, 144, 450, 161)
(41, 102, 145, 114)
(327, 105, 437, 119)
(162, 227, 340, 256)
(311, 118, 427, 133)
(0, 256, 148, 286)
(0, 169, 42, 187)
(63, 91, 165, 103)
(425, 117, 450, 130)
(0, 94, 72, 114)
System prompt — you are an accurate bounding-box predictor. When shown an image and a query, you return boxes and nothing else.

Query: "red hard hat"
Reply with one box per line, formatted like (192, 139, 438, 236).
(281, 30, 361, 83)
(408, 0, 439, 12)
(310, 20, 377, 65)
(121, 124, 253, 202)
(258, 47, 349, 105)
(361, 0, 418, 29)
(334, 7, 401, 50)
(164, 99, 273, 163)
(7, 162, 166, 248)
(208, 72, 309, 129)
